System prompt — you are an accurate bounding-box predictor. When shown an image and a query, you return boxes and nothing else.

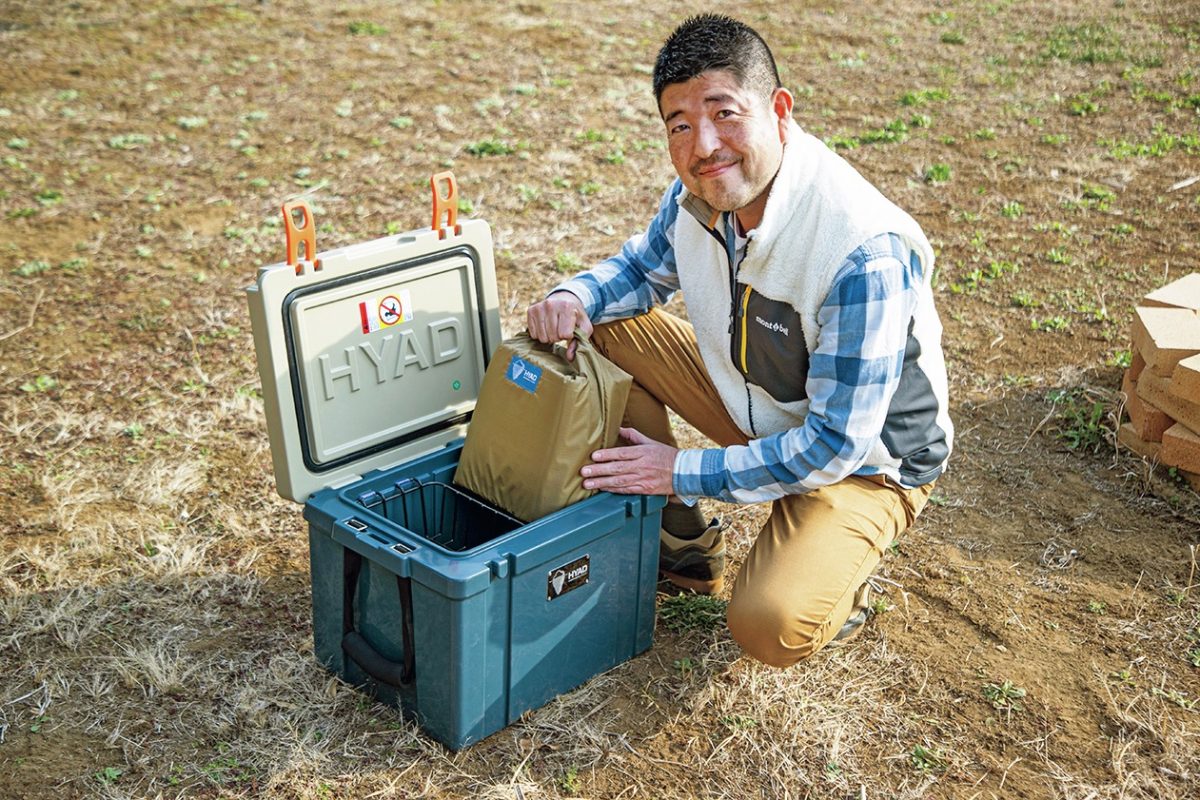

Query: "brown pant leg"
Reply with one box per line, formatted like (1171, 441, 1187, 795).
(726, 477, 934, 667)
(589, 309, 748, 449)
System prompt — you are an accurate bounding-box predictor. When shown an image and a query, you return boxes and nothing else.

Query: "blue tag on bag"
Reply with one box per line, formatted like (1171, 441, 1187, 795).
(505, 355, 542, 394)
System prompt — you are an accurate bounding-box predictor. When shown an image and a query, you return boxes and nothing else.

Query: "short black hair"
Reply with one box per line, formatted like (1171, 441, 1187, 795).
(652, 14, 781, 109)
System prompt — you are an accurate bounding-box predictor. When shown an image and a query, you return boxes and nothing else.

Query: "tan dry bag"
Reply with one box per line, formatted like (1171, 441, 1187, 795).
(453, 331, 631, 522)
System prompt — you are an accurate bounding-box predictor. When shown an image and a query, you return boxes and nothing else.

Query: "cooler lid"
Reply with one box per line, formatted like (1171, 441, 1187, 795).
(246, 174, 503, 503)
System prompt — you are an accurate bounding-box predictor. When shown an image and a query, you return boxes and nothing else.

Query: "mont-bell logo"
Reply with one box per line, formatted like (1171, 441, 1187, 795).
(547, 555, 589, 600)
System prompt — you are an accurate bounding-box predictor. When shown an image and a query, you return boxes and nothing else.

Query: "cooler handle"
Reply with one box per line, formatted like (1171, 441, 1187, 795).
(341, 548, 416, 687)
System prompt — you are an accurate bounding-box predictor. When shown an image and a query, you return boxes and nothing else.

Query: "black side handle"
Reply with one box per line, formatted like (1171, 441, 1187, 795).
(341, 548, 415, 687)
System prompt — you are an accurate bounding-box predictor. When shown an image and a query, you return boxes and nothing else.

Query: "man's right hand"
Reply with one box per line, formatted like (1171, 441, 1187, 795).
(526, 291, 593, 360)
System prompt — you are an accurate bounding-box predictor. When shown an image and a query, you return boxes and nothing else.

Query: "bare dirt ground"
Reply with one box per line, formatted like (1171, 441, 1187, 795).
(2, 1, 1199, 798)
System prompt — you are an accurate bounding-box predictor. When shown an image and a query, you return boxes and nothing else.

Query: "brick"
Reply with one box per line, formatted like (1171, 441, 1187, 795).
(1142, 272, 1200, 313)
(1129, 350, 1146, 381)
(1161, 423, 1200, 473)
(1122, 369, 1174, 441)
(1169, 352, 1200, 405)
(1137, 369, 1200, 434)
(1118, 422, 1162, 460)
(1131, 306, 1200, 377)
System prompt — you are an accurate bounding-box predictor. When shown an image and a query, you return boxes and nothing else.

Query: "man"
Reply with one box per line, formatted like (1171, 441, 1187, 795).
(526, 14, 952, 667)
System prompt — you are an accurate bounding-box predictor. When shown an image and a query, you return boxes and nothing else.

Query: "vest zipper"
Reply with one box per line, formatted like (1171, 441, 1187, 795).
(724, 213, 758, 436)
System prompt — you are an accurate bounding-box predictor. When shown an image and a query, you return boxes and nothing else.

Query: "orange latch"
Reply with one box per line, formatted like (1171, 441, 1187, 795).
(282, 199, 321, 274)
(430, 171, 461, 240)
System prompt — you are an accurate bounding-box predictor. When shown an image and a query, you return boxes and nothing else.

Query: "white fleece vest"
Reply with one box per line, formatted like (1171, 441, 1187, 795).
(674, 121, 947, 477)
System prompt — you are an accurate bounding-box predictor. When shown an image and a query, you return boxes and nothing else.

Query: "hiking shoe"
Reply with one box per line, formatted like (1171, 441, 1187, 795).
(830, 577, 883, 645)
(659, 519, 724, 595)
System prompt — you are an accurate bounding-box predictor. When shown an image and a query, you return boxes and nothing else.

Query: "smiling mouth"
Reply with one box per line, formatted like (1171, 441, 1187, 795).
(694, 158, 739, 179)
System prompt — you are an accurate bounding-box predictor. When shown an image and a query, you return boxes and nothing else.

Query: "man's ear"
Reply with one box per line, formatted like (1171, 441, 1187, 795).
(772, 87, 794, 142)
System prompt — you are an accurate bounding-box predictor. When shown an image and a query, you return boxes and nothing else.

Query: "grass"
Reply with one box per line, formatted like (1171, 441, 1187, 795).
(4, 2, 1200, 799)
(924, 163, 952, 183)
(1047, 387, 1110, 451)
(657, 593, 727, 632)
(982, 679, 1027, 712)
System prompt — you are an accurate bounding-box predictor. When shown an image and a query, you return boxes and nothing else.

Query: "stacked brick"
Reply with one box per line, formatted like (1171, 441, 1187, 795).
(1118, 273, 1200, 491)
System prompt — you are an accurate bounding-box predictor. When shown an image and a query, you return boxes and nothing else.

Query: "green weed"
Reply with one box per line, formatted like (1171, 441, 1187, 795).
(20, 375, 57, 393)
(924, 163, 952, 183)
(465, 138, 514, 157)
(7, 137, 29, 150)
(1031, 315, 1070, 332)
(719, 714, 758, 731)
(910, 744, 947, 773)
(389, 116, 413, 129)
(899, 87, 950, 106)
(1087, 600, 1106, 614)
(659, 593, 727, 632)
(561, 766, 581, 794)
(1001, 200, 1023, 219)
(673, 657, 695, 674)
(1011, 290, 1038, 308)
(176, 116, 207, 130)
(982, 679, 1026, 711)
(1047, 388, 1107, 450)
(108, 133, 152, 150)
(941, 31, 966, 45)
(348, 21, 387, 35)
(553, 252, 583, 273)
(95, 767, 122, 785)
(1046, 247, 1071, 265)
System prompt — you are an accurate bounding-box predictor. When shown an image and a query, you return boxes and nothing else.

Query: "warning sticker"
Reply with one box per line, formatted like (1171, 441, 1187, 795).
(505, 355, 542, 394)
(359, 290, 413, 333)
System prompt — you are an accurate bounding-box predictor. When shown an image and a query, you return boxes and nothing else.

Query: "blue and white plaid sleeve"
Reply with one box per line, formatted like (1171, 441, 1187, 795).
(551, 180, 684, 322)
(673, 233, 924, 503)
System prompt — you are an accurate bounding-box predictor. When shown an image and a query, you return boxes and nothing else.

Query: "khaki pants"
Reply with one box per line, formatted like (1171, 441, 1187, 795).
(590, 309, 933, 667)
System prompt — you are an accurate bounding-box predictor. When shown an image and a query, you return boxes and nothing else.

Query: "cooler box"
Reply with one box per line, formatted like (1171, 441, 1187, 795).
(246, 176, 664, 750)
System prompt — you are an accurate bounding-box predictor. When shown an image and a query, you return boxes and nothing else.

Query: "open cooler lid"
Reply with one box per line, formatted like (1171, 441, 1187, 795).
(246, 173, 503, 503)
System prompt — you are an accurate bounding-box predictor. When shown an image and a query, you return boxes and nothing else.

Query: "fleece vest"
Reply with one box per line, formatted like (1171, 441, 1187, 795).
(673, 121, 953, 486)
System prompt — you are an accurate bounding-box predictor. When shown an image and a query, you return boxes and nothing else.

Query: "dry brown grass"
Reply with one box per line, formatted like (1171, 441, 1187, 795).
(3, 0, 1200, 797)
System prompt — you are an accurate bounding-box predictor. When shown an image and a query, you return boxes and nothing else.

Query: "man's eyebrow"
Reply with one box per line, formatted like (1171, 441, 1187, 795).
(662, 93, 740, 124)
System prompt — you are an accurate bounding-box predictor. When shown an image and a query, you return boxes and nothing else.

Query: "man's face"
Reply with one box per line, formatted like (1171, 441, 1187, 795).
(659, 70, 792, 229)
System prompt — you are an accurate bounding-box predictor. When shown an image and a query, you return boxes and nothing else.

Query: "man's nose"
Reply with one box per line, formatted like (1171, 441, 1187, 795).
(693, 119, 720, 160)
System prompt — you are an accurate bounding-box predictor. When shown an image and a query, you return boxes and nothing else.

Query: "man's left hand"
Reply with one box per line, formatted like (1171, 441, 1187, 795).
(581, 427, 677, 495)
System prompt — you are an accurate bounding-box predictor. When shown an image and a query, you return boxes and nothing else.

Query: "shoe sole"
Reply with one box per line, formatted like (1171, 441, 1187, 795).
(659, 569, 724, 595)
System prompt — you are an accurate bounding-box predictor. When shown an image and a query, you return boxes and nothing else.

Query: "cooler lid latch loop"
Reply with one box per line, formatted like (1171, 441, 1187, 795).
(430, 171, 461, 240)
(282, 199, 322, 275)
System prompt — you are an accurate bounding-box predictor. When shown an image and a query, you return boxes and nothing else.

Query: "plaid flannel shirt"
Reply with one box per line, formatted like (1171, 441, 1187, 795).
(556, 181, 924, 503)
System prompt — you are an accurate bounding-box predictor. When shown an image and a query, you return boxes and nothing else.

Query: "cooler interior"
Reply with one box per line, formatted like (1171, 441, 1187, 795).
(351, 475, 522, 552)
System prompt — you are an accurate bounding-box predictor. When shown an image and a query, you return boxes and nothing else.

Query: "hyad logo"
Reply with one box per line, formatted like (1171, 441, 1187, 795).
(511, 360, 526, 382)
(550, 570, 566, 596)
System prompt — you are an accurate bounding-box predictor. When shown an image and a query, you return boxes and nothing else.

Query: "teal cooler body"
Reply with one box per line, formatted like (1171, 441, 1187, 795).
(247, 202, 663, 751)
(304, 445, 662, 749)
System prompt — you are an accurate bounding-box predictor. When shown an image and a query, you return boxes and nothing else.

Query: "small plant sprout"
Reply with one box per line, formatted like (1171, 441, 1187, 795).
(553, 252, 583, 273)
(719, 714, 758, 731)
(1001, 200, 1024, 219)
(95, 767, 122, 785)
(673, 657, 696, 675)
(1087, 600, 1107, 614)
(910, 744, 947, 772)
(925, 163, 952, 184)
(561, 766, 581, 794)
(348, 20, 387, 35)
(982, 680, 1026, 712)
